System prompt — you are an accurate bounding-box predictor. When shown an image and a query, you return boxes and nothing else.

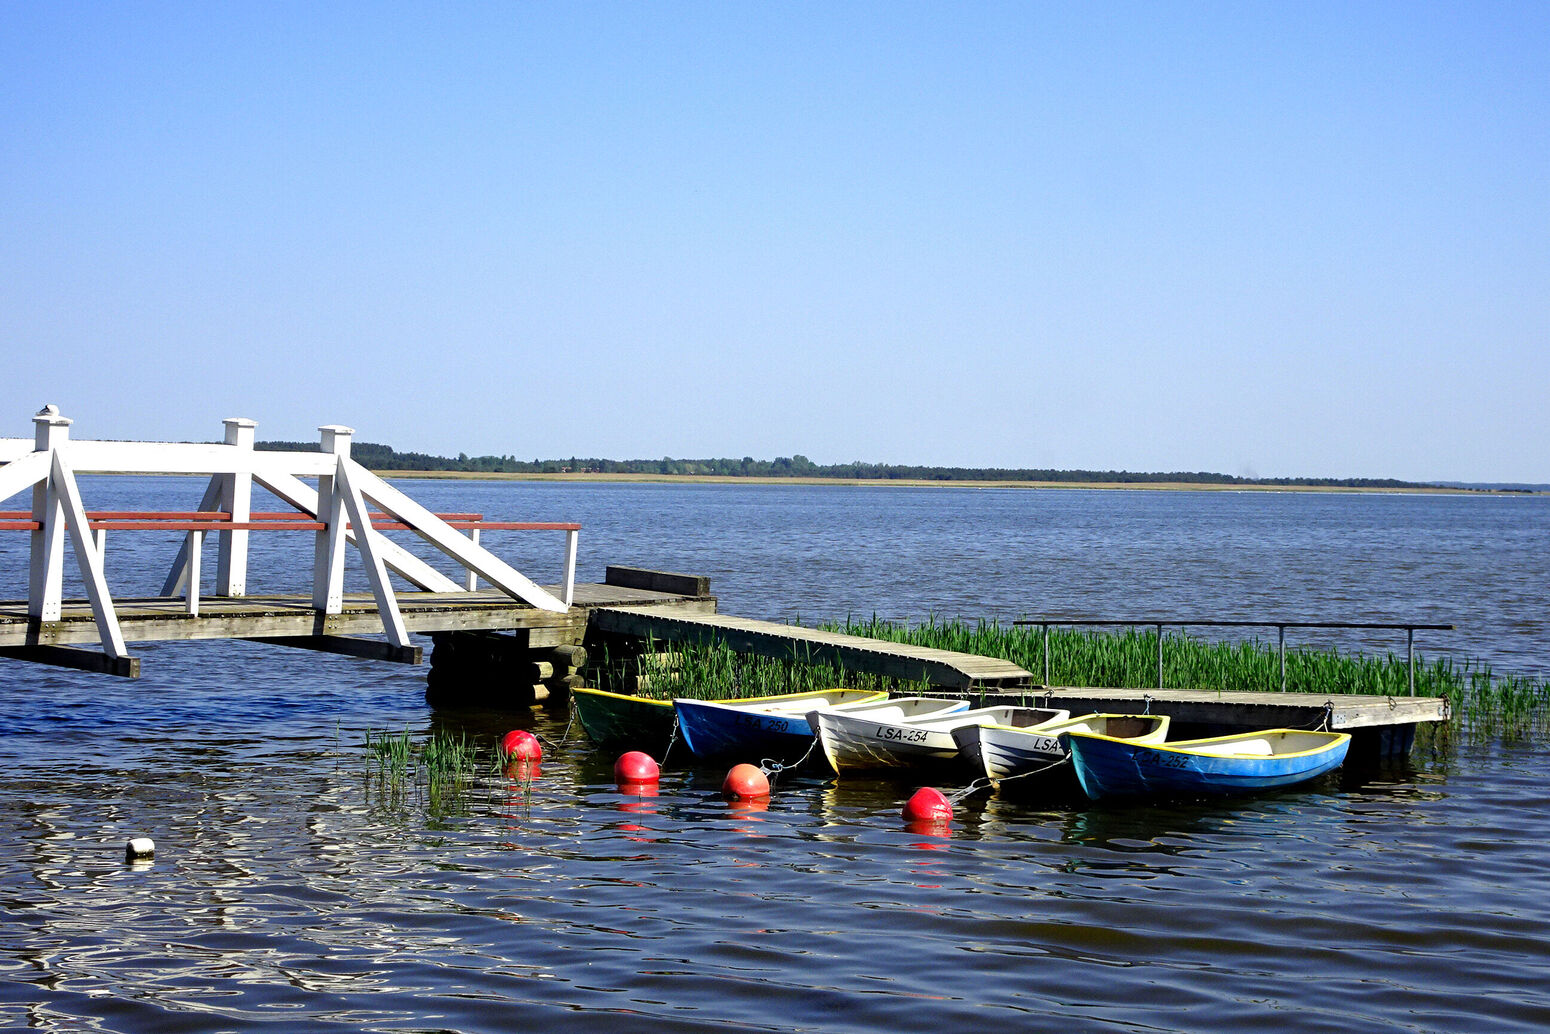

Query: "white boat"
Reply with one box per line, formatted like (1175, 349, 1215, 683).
(952, 712, 1172, 787)
(813, 703, 1069, 773)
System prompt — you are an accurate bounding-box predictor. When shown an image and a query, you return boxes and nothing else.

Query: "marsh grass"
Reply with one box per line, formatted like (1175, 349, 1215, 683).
(828, 616, 1550, 740)
(363, 726, 510, 816)
(587, 619, 1546, 741)
(592, 635, 900, 701)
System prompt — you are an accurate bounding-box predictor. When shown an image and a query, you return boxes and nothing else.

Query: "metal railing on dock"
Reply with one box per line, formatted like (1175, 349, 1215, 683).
(1011, 618, 1455, 696)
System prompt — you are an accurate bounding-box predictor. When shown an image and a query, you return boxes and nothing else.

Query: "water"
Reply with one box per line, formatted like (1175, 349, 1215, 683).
(2, 481, 1548, 1032)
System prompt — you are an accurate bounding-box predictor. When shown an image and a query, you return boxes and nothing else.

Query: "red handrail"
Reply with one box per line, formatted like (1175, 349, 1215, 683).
(0, 510, 579, 533)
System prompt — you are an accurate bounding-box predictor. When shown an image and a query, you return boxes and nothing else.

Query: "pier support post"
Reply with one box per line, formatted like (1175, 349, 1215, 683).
(426, 631, 588, 709)
(217, 417, 256, 596)
(28, 406, 70, 621)
(312, 425, 352, 614)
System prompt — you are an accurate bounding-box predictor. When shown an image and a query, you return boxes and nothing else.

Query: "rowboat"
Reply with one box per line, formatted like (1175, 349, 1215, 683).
(571, 687, 680, 752)
(813, 704, 1068, 774)
(1068, 728, 1352, 802)
(952, 713, 1171, 787)
(673, 689, 893, 763)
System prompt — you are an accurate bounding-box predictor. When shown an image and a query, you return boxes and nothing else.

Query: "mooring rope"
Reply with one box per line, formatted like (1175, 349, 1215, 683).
(759, 736, 820, 787)
(946, 777, 995, 802)
(660, 715, 681, 768)
(946, 755, 1073, 803)
(558, 697, 578, 743)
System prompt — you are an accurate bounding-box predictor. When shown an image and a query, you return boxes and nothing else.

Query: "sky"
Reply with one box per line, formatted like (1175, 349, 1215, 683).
(2, 2, 1546, 482)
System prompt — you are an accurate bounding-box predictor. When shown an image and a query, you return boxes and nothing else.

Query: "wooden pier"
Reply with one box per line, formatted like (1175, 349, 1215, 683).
(1019, 686, 1448, 733)
(0, 579, 716, 675)
(0, 408, 1451, 756)
(589, 605, 1031, 690)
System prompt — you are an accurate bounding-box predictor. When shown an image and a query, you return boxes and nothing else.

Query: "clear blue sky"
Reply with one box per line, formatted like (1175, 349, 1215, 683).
(3, 2, 1545, 481)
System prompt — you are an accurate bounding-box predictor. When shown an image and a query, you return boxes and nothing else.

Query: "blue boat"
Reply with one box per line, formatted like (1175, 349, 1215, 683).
(672, 689, 899, 764)
(1068, 728, 1352, 802)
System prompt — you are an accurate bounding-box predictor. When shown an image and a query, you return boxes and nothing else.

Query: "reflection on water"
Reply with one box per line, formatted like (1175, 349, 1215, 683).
(4, 685, 1550, 1032)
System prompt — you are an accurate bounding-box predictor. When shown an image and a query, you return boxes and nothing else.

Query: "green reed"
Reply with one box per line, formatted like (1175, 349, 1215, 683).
(824, 616, 1549, 739)
(363, 726, 510, 816)
(592, 635, 896, 702)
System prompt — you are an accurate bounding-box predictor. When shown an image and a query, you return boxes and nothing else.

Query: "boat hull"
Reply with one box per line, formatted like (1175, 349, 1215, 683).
(955, 714, 1171, 787)
(674, 689, 888, 764)
(572, 688, 677, 753)
(1069, 729, 1352, 801)
(816, 704, 1062, 774)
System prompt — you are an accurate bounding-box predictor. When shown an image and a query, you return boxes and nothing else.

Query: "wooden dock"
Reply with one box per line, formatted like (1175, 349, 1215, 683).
(0, 579, 717, 676)
(0, 411, 1453, 758)
(589, 605, 1032, 690)
(1003, 686, 1448, 733)
(962, 685, 1447, 761)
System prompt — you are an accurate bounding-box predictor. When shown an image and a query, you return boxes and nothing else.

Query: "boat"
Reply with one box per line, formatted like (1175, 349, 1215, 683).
(952, 713, 1171, 788)
(1068, 728, 1352, 802)
(813, 704, 1069, 774)
(571, 687, 679, 752)
(672, 689, 895, 763)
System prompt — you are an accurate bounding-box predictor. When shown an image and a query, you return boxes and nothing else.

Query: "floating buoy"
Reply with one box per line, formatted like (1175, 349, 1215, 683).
(125, 837, 155, 862)
(722, 763, 770, 800)
(902, 787, 953, 824)
(614, 751, 660, 784)
(500, 729, 542, 762)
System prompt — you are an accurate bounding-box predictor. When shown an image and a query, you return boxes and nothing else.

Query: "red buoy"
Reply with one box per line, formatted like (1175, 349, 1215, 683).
(500, 729, 542, 762)
(722, 763, 770, 800)
(614, 751, 661, 784)
(902, 787, 953, 823)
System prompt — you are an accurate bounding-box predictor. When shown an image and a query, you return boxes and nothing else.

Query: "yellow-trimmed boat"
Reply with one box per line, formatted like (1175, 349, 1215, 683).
(673, 689, 890, 763)
(571, 687, 678, 753)
(1068, 728, 1352, 801)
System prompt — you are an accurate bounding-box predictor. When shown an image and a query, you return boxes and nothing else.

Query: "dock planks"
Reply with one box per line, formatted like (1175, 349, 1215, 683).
(589, 605, 1033, 690)
(0, 582, 716, 653)
(1007, 686, 1448, 731)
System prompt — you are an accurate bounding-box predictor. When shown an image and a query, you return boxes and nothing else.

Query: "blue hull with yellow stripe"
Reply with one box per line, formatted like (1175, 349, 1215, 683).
(1069, 728, 1351, 802)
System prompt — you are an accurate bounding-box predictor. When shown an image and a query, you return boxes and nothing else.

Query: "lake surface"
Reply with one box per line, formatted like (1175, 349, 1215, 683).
(1, 481, 1547, 1032)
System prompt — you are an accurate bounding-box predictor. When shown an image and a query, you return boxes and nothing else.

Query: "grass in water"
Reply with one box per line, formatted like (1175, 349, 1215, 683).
(825, 616, 1550, 740)
(591, 635, 900, 702)
(585, 619, 1547, 740)
(364, 727, 516, 816)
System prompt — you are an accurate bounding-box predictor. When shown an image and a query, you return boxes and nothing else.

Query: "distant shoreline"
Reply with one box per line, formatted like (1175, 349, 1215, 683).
(374, 470, 1525, 494)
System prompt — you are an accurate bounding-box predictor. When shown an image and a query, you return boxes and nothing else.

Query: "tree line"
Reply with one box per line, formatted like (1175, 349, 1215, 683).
(254, 441, 1425, 489)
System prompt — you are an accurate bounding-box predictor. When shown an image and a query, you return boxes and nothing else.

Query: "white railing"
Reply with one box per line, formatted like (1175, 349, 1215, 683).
(0, 407, 578, 665)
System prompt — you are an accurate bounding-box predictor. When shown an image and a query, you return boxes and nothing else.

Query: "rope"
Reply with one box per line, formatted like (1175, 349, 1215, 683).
(759, 736, 820, 787)
(660, 715, 681, 768)
(946, 777, 995, 802)
(948, 755, 1073, 802)
(998, 754, 1073, 785)
(1142, 693, 1154, 715)
(531, 698, 579, 751)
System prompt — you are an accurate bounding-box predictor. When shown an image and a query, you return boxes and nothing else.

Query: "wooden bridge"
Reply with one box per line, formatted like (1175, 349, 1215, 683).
(0, 407, 1026, 691)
